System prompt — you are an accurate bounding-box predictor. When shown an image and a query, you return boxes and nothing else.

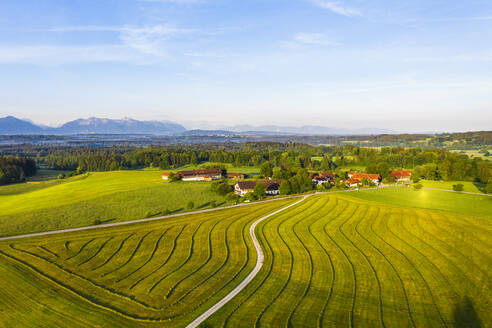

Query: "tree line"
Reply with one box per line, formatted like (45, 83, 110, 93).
(0, 156, 37, 185)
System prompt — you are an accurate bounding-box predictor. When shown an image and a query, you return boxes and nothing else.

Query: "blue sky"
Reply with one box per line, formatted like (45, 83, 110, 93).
(0, 0, 491, 132)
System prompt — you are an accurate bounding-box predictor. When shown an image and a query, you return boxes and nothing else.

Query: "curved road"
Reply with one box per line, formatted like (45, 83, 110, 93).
(185, 196, 308, 328)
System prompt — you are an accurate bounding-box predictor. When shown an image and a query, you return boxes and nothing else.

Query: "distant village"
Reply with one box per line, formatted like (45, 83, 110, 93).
(161, 168, 412, 197)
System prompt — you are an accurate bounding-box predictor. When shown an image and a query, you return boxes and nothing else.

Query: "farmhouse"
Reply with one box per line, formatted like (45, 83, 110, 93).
(161, 168, 222, 181)
(227, 172, 246, 180)
(348, 172, 381, 185)
(234, 180, 282, 197)
(390, 170, 412, 182)
(309, 172, 334, 185)
(345, 178, 360, 188)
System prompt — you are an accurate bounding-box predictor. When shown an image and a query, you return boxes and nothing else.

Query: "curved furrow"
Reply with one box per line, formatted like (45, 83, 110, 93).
(436, 212, 492, 252)
(383, 211, 449, 328)
(129, 225, 187, 290)
(314, 198, 350, 328)
(65, 238, 95, 261)
(422, 212, 492, 280)
(147, 220, 208, 294)
(170, 204, 256, 312)
(339, 205, 385, 328)
(163, 218, 224, 299)
(322, 203, 360, 328)
(38, 245, 59, 258)
(77, 237, 115, 267)
(409, 212, 485, 293)
(287, 197, 335, 328)
(223, 198, 319, 327)
(115, 228, 170, 282)
(396, 210, 461, 299)
(364, 209, 416, 328)
(101, 230, 154, 278)
(7, 243, 163, 312)
(167, 214, 235, 305)
(254, 198, 327, 328)
(90, 233, 135, 272)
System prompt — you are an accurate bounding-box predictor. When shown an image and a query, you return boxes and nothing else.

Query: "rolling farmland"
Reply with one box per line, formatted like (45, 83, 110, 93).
(0, 193, 490, 327)
(0, 170, 228, 237)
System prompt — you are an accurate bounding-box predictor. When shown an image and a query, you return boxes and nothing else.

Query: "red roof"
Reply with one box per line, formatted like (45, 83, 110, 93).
(178, 168, 221, 177)
(162, 172, 171, 176)
(390, 170, 412, 178)
(351, 172, 380, 180)
(345, 179, 360, 184)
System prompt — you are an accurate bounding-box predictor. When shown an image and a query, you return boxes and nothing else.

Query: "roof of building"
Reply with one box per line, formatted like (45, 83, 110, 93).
(345, 178, 360, 184)
(177, 168, 222, 177)
(390, 170, 412, 177)
(162, 172, 170, 176)
(227, 172, 244, 177)
(350, 172, 381, 180)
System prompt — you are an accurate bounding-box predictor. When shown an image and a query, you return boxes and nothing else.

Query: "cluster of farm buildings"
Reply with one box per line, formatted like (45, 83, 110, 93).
(162, 168, 412, 197)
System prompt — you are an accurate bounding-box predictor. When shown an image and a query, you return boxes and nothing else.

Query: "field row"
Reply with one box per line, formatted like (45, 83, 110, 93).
(207, 195, 492, 327)
(0, 199, 294, 327)
(0, 194, 490, 327)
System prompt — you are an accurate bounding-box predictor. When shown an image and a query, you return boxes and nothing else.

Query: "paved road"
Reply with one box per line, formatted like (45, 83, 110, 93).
(185, 196, 309, 328)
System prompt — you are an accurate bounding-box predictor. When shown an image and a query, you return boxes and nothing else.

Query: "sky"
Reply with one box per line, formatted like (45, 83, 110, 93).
(0, 0, 491, 132)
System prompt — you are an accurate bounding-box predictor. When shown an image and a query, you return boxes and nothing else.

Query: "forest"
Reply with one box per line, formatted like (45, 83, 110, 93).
(0, 156, 37, 185)
(1, 142, 488, 187)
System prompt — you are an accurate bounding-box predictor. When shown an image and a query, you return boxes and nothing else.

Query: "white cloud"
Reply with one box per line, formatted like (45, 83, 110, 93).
(0, 45, 139, 65)
(292, 33, 340, 47)
(310, 0, 360, 17)
(137, 0, 204, 3)
(0, 24, 194, 64)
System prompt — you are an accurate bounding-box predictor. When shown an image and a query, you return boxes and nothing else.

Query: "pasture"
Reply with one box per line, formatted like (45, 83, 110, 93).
(0, 199, 295, 327)
(0, 193, 490, 327)
(0, 171, 227, 237)
(346, 186, 492, 217)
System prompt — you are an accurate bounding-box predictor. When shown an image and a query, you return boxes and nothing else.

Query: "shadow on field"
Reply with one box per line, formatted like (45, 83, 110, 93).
(171, 208, 184, 214)
(473, 182, 487, 194)
(101, 218, 115, 224)
(453, 296, 482, 328)
(197, 202, 211, 209)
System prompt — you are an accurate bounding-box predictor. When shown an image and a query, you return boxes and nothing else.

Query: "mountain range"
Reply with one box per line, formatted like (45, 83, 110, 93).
(0, 116, 395, 136)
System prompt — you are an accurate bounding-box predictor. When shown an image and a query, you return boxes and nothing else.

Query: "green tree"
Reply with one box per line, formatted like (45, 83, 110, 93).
(279, 180, 292, 195)
(225, 192, 240, 204)
(243, 192, 257, 202)
(162, 208, 171, 215)
(253, 182, 266, 199)
(210, 200, 217, 208)
(260, 162, 273, 178)
(487, 179, 492, 194)
(186, 201, 195, 210)
(453, 183, 464, 192)
(414, 183, 423, 190)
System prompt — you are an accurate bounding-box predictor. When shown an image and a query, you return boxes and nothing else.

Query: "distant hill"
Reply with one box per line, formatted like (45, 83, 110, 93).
(0, 116, 394, 136)
(226, 125, 394, 135)
(0, 116, 186, 135)
(55, 117, 186, 135)
(0, 116, 44, 134)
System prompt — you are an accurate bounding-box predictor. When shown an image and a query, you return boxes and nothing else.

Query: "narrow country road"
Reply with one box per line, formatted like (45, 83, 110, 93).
(184, 196, 309, 328)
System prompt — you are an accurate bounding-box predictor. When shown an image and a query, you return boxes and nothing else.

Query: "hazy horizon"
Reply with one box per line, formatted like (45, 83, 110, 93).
(1, 0, 491, 132)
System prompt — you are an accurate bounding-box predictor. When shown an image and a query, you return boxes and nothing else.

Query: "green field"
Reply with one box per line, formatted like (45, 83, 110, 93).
(418, 180, 486, 193)
(0, 171, 228, 237)
(0, 192, 490, 327)
(0, 199, 294, 327)
(346, 186, 492, 217)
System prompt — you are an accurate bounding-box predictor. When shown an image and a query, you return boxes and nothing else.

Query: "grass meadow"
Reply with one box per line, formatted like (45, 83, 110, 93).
(0, 193, 490, 327)
(345, 186, 492, 217)
(0, 171, 227, 237)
